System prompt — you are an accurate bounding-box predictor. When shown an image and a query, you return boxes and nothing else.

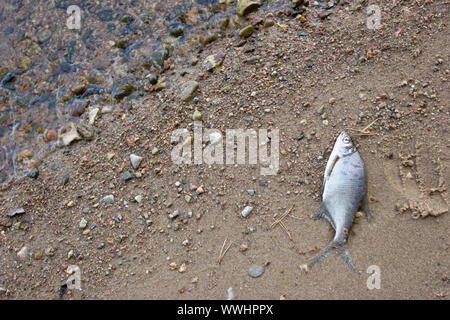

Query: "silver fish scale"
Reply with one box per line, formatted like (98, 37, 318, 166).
(323, 151, 366, 242)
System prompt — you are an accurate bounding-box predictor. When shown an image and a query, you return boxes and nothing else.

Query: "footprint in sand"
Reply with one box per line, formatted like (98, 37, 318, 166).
(382, 134, 448, 218)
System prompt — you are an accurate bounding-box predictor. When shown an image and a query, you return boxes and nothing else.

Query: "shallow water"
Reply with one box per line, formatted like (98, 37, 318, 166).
(0, 0, 293, 188)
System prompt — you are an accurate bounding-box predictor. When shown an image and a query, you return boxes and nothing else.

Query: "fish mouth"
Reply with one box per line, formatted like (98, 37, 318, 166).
(338, 131, 350, 139)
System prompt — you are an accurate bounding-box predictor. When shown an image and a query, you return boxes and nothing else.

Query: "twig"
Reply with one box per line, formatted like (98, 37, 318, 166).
(278, 220, 292, 240)
(270, 205, 295, 228)
(218, 238, 233, 264)
(349, 118, 378, 136)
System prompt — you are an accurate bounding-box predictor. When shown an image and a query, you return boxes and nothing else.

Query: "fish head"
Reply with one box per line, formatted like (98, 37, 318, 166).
(334, 131, 356, 156)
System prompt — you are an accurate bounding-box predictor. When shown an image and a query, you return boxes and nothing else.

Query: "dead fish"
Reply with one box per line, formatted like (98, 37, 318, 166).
(309, 131, 369, 271)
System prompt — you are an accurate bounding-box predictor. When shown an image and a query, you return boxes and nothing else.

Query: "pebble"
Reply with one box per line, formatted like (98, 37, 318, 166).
(151, 47, 169, 68)
(61, 173, 70, 186)
(170, 25, 184, 37)
(100, 195, 114, 204)
(88, 107, 99, 125)
(241, 205, 254, 218)
(6, 207, 25, 217)
(17, 246, 29, 260)
(29, 167, 39, 179)
(135, 195, 143, 203)
(169, 210, 179, 219)
(237, 0, 261, 16)
(122, 171, 132, 181)
(45, 247, 55, 257)
(114, 83, 136, 101)
(247, 189, 255, 196)
(37, 29, 52, 44)
(46, 129, 58, 141)
(180, 80, 199, 102)
(76, 122, 94, 140)
(248, 264, 265, 278)
(239, 25, 255, 38)
(79, 218, 87, 229)
(130, 154, 143, 169)
(203, 52, 225, 72)
(62, 122, 82, 146)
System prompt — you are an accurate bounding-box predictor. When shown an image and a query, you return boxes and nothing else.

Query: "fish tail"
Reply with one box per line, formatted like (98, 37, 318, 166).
(308, 241, 356, 272)
(308, 242, 334, 270)
(336, 242, 356, 271)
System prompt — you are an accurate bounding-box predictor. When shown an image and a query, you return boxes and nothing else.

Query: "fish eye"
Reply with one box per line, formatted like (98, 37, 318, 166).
(343, 137, 350, 144)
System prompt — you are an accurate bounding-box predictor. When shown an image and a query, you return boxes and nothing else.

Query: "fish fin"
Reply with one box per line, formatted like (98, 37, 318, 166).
(314, 202, 327, 220)
(308, 242, 356, 272)
(360, 193, 371, 222)
(336, 243, 356, 272)
(314, 203, 336, 230)
(308, 243, 333, 270)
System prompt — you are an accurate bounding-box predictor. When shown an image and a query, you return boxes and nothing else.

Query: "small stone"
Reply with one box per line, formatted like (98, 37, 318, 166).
(17, 246, 29, 260)
(107, 152, 115, 160)
(76, 122, 94, 140)
(122, 171, 132, 181)
(61, 173, 70, 186)
(33, 251, 43, 260)
(67, 250, 74, 259)
(46, 129, 58, 141)
(240, 243, 249, 252)
(79, 218, 87, 229)
(170, 25, 184, 37)
(37, 29, 52, 44)
(17, 149, 34, 162)
(88, 107, 99, 125)
(6, 208, 25, 217)
(299, 264, 308, 273)
(151, 147, 159, 155)
(45, 247, 55, 257)
(130, 154, 143, 170)
(100, 195, 114, 204)
(180, 81, 199, 102)
(241, 205, 254, 218)
(169, 210, 179, 219)
(329, 97, 336, 104)
(135, 195, 143, 203)
(61, 122, 82, 146)
(151, 47, 169, 68)
(114, 83, 136, 101)
(237, 0, 261, 16)
(247, 189, 255, 196)
(264, 19, 275, 28)
(297, 30, 308, 37)
(29, 167, 39, 179)
(184, 195, 192, 203)
(248, 264, 265, 278)
(203, 52, 225, 72)
(239, 25, 255, 38)
(178, 263, 187, 273)
(317, 105, 325, 115)
(292, 0, 304, 8)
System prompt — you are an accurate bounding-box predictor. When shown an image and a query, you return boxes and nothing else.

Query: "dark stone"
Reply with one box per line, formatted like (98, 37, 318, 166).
(122, 171, 132, 181)
(29, 168, 39, 179)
